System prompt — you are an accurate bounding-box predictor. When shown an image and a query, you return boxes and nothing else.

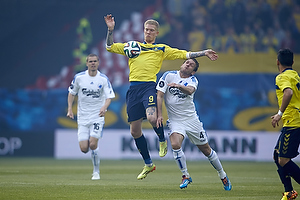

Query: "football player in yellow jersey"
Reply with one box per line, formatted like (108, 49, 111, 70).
(104, 14, 218, 180)
(271, 49, 300, 200)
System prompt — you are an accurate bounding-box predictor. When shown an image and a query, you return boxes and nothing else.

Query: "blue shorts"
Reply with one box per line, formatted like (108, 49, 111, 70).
(275, 127, 300, 158)
(126, 82, 157, 122)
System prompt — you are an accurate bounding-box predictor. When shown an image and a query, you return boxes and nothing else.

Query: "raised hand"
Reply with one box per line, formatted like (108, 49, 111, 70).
(205, 49, 218, 61)
(104, 14, 115, 31)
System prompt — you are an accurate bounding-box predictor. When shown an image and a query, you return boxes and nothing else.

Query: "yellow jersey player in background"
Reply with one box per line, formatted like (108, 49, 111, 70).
(104, 14, 218, 180)
(271, 48, 300, 200)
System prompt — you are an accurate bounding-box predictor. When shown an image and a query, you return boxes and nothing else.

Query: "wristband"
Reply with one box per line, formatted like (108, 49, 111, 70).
(277, 110, 283, 116)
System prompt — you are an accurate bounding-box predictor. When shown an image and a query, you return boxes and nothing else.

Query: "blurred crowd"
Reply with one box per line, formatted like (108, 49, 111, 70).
(26, 0, 300, 90)
(152, 0, 300, 53)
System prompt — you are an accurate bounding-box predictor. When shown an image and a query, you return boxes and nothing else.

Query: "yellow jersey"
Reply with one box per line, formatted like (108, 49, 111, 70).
(275, 68, 300, 128)
(106, 42, 188, 82)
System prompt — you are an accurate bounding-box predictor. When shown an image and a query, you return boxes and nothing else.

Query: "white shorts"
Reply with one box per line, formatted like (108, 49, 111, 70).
(78, 119, 104, 142)
(166, 117, 208, 145)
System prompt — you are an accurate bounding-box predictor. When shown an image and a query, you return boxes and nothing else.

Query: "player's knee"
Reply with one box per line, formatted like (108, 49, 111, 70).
(171, 141, 181, 150)
(130, 130, 142, 138)
(147, 117, 157, 127)
(89, 143, 97, 150)
(81, 148, 89, 154)
(278, 157, 290, 167)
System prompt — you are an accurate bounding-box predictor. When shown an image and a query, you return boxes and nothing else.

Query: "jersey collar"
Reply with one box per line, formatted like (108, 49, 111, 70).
(143, 41, 157, 45)
(282, 68, 293, 73)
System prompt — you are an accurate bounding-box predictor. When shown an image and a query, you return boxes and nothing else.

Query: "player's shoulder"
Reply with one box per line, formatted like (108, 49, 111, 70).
(73, 70, 87, 80)
(75, 70, 86, 76)
(98, 72, 109, 80)
(161, 70, 178, 80)
(190, 75, 198, 83)
(277, 69, 294, 81)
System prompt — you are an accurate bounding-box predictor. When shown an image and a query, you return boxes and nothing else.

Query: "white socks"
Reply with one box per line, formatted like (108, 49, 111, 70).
(91, 147, 100, 173)
(207, 149, 226, 179)
(173, 148, 190, 177)
(173, 148, 226, 179)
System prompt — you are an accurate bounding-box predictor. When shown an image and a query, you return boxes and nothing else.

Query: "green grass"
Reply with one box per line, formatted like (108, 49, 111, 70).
(0, 158, 299, 200)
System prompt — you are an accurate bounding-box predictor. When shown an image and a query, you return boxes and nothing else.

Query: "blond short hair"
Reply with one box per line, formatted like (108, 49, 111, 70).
(144, 19, 159, 31)
(86, 54, 99, 62)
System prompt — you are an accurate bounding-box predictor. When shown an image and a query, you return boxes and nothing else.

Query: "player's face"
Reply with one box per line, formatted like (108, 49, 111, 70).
(144, 24, 158, 44)
(86, 56, 99, 71)
(180, 59, 197, 76)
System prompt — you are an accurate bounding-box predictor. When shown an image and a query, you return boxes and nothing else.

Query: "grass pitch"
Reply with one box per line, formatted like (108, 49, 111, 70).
(0, 158, 299, 200)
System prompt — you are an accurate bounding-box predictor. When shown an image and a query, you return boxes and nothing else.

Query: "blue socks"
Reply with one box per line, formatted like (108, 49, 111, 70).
(153, 125, 165, 142)
(283, 160, 300, 184)
(134, 135, 152, 165)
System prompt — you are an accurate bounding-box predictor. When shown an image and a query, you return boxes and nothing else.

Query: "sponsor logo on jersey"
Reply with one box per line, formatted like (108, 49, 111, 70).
(169, 87, 187, 99)
(82, 88, 101, 98)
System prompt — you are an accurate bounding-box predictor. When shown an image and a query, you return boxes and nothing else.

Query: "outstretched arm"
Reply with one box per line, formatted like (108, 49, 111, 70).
(189, 49, 218, 61)
(104, 14, 115, 46)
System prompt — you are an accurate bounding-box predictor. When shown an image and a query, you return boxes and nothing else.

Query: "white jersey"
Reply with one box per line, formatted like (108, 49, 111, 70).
(156, 70, 199, 121)
(68, 70, 115, 125)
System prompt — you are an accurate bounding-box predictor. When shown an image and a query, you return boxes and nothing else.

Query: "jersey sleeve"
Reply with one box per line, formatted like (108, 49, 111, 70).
(68, 76, 79, 95)
(276, 74, 292, 91)
(102, 76, 116, 99)
(106, 42, 126, 56)
(188, 76, 198, 91)
(163, 45, 189, 60)
(156, 72, 170, 93)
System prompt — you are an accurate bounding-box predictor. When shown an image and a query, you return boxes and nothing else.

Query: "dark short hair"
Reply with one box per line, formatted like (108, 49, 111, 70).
(277, 49, 293, 67)
(183, 58, 199, 72)
(191, 58, 199, 72)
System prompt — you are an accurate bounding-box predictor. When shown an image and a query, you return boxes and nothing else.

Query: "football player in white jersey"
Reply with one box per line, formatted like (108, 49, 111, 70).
(67, 54, 115, 180)
(156, 58, 232, 190)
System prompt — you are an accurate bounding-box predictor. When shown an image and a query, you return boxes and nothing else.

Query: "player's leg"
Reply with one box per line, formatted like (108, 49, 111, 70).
(196, 142, 232, 191)
(274, 150, 294, 195)
(142, 83, 167, 157)
(187, 118, 232, 191)
(278, 127, 300, 184)
(275, 127, 300, 199)
(130, 119, 156, 180)
(78, 125, 100, 179)
(169, 132, 189, 176)
(88, 122, 103, 180)
(89, 137, 100, 180)
(146, 106, 167, 157)
(126, 84, 156, 179)
(166, 120, 192, 188)
(78, 125, 90, 153)
(146, 106, 165, 141)
(169, 131, 193, 189)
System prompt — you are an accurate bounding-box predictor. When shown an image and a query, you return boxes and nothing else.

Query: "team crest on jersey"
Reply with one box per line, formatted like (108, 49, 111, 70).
(169, 87, 187, 99)
(159, 81, 165, 88)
